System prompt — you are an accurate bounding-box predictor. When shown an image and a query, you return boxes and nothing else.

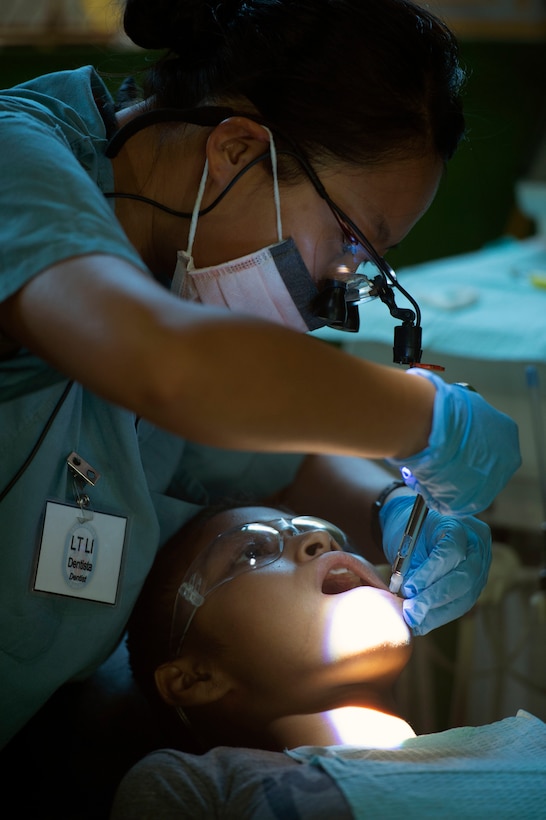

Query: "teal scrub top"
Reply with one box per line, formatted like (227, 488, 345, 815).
(0, 67, 302, 747)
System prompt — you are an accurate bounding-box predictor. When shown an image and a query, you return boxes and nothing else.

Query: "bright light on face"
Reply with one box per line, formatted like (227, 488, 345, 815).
(324, 587, 410, 662)
(324, 705, 415, 748)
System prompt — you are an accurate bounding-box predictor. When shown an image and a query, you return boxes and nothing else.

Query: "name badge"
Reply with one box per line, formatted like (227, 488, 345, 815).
(34, 500, 127, 605)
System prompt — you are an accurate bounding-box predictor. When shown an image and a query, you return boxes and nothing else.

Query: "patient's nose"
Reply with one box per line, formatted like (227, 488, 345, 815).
(291, 530, 338, 562)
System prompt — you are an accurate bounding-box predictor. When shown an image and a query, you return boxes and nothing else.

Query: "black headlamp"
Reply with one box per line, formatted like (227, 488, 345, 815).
(313, 271, 423, 365)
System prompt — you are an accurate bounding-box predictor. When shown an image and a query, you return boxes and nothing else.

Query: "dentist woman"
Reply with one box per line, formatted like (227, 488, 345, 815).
(0, 0, 520, 748)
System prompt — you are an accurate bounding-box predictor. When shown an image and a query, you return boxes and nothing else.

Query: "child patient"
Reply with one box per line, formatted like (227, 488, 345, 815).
(111, 504, 546, 820)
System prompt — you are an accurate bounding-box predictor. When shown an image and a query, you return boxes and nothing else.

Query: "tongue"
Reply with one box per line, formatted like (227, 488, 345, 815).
(322, 569, 362, 595)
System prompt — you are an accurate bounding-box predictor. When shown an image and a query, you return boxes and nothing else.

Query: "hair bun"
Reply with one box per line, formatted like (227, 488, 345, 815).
(123, 0, 172, 49)
(123, 0, 243, 51)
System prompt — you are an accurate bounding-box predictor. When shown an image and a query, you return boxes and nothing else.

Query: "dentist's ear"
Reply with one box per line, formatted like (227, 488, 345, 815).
(155, 657, 233, 708)
(205, 116, 271, 188)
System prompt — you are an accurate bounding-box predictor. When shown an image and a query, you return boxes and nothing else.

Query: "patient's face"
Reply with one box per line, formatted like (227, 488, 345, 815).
(182, 506, 412, 714)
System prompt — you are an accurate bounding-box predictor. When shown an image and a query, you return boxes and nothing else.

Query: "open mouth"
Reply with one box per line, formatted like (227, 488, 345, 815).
(318, 551, 386, 595)
(322, 566, 365, 595)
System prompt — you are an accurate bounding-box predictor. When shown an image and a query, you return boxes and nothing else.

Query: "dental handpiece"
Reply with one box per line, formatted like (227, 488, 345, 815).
(389, 494, 428, 594)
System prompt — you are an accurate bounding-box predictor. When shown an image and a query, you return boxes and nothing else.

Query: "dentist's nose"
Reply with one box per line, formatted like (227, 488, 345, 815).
(290, 529, 339, 562)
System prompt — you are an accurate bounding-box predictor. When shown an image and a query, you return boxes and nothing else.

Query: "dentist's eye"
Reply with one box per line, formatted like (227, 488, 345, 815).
(341, 239, 371, 270)
(342, 240, 361, 255)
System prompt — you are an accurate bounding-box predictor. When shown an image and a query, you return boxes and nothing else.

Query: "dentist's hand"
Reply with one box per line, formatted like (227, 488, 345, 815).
(380, 494, 492, 635)
(387, 369, 521, 516)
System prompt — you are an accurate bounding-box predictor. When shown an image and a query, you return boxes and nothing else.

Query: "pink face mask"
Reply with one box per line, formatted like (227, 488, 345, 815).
(170, 128, 324, 332)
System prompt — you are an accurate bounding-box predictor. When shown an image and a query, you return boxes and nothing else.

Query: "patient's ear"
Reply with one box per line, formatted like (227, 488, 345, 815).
(155, 657, 233, 708)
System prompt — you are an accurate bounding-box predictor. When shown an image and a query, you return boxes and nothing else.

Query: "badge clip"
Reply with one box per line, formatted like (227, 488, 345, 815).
(67, 452, 101, 486)
(67, 452, 101, 521)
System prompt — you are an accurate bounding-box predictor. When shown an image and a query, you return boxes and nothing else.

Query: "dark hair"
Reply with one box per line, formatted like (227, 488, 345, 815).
(125, 504, 234, 749)
(122, 0, 466, 168)
(128, 504, 239, 696)
(126, 498, 288, 747)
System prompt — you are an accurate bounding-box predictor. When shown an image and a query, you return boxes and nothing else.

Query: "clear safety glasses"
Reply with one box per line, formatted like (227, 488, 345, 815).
(169, 515, 349, 659)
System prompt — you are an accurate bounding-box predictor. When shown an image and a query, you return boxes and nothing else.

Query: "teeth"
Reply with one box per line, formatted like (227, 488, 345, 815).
(322, 566, 363, 595)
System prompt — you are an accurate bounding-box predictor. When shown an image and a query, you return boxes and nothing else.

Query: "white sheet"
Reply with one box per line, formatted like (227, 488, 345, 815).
(288, 710, 546, 819)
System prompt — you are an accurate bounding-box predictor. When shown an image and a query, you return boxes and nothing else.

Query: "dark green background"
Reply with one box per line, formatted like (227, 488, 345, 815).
(1, 39, 545, 267)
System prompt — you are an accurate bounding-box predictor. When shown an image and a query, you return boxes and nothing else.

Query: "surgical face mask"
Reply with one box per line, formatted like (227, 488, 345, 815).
(171, 128, 325, 332)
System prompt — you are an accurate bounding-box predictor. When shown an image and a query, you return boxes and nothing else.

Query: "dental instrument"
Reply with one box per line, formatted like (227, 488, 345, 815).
(388, 382, 482, 595)
(389, 493, 429, 594)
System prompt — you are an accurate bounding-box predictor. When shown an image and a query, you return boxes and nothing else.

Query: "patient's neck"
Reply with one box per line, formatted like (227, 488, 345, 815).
(269, 705, 416, 750)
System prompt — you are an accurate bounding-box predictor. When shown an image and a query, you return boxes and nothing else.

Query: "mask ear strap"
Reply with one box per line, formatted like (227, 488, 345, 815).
(186, 125, 282, 258)
(185, 159, 209, 258)
(262, 126, 283, 242)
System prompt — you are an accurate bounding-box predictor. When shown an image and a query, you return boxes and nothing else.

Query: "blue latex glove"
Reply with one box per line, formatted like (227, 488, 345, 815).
(380, 494, 492, 635)
(387, 368, 521, 516)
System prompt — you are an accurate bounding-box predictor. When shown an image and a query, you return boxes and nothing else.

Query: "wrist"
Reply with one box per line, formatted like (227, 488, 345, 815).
(371, 480, 412, 549)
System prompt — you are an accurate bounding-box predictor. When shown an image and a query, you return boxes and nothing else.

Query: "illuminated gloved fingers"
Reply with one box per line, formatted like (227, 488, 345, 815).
(402, 529, 466, 594)
(380, 496, 492, 634)
(401, 516, 492, 635)
(380, 495, 466, 569)
(387, 369, 521, 516)
(402, 561, 488, 636)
